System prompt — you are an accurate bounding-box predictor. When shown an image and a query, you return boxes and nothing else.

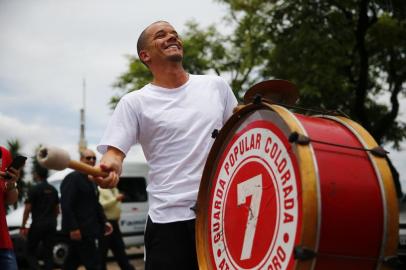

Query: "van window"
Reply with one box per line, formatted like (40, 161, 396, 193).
(117, 177, 148, 202)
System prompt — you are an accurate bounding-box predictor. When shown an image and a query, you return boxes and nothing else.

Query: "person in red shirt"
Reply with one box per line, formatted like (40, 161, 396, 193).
(0, 146, 21, 270)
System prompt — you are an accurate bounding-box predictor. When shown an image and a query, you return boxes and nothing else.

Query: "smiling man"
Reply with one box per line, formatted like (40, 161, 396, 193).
(96, 21, 238, 270)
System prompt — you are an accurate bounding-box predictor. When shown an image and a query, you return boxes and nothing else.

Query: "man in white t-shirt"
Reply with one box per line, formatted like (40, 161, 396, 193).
(95, 21, 238, 270)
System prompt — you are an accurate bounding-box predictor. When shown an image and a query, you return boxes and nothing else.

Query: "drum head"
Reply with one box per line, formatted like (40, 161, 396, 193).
(243, 80, 299, 105)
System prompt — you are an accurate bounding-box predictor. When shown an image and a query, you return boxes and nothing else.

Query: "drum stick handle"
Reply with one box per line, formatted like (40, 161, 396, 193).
(68, 160, 109, 178)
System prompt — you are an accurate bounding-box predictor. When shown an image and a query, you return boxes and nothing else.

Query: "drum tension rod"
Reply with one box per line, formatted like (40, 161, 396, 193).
(382, 256, 405, 269)
(294, 246, 316, 260)
(294, 248, 404, 267)
(288, 131, 389, 158)
(253, 94, 263, 105)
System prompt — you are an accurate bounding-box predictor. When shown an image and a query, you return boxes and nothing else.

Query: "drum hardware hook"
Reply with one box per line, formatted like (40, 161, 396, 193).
(253, 94, 263, 105)
(294, 246, 317, 260)
(288, 132, 389, 158)
(288, 132, 311, 145)
(369, 146, 389, 157)
(381, 256, 405, 270)
(268, 102, 349, 117)
(211, 129, 219, 139)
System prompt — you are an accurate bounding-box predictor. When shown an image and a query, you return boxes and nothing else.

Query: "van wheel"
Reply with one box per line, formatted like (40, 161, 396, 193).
(53, 238, 69, 266)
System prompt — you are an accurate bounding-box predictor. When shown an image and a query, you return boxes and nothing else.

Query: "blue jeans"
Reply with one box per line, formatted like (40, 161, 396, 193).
(0, 249, 18, 270)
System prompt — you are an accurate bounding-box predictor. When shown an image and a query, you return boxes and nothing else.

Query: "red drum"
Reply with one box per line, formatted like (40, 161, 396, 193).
(196, 98, 398, 270)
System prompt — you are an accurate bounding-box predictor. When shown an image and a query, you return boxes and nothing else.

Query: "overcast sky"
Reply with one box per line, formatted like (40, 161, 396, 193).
(0, 0, 230, 158)
(0, 0, 405, 191)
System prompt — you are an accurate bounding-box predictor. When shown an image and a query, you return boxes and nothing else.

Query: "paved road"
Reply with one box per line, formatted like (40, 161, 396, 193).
(79, 246, 145, 270)
(107, 248, 144, 270)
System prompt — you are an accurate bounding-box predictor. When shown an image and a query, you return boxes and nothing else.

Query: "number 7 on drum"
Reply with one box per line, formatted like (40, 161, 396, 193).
(237, 174, 263, 260)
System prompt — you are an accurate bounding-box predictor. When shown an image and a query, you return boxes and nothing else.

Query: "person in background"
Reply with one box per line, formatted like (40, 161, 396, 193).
(60, 149, 112, 270)
(20, 165, 59, 270)
(0, 146, 21, 270)
(98, 187, 135, 270)
(94, 21, 238, 269)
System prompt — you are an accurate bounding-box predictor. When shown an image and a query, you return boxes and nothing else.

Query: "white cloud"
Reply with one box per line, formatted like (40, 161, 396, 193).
(0, 112, 77, 156)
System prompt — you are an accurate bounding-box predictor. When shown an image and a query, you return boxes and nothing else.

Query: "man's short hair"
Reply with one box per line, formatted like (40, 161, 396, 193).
(137, 29, 148, 59)
(35, 165, 49, 179)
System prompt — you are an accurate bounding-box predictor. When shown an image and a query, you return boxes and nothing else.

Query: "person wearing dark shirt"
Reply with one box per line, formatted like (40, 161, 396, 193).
(20, 165, 59, 270)
(60, 149, 112, 270)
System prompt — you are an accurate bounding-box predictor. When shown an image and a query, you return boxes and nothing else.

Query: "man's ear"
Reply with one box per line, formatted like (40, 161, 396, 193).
(139, 50, 150, 63)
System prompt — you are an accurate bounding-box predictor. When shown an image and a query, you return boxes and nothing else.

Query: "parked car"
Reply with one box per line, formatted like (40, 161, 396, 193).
(6, 160, 149, 267)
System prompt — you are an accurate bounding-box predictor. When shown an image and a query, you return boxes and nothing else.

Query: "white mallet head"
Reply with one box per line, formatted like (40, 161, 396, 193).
(37, 146, 71, 170)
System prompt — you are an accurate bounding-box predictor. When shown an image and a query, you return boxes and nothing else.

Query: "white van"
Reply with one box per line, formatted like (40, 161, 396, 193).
(6, 160, 149, 266)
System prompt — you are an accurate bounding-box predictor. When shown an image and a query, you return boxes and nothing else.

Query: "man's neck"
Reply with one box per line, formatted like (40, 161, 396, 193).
(151, 64, 189, 89)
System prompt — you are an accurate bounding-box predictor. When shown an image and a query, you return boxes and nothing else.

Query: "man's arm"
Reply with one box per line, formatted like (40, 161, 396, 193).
(20, 203, 31, 237)
(55, 204, 60, 217)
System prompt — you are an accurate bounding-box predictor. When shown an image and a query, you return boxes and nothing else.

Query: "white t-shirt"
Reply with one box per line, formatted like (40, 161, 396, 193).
(98, 74, 238, 223)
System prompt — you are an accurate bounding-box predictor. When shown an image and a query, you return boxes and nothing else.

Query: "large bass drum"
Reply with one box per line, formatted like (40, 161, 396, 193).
(196, 81, 399, 270)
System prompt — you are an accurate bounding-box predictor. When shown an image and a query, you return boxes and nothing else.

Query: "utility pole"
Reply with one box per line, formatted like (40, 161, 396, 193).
(78, 78, 87, 154)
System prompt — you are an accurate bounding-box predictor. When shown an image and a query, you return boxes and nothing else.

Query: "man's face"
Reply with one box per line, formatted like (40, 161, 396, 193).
(81, 150, 96, 167)
(142, 22, 183, 64)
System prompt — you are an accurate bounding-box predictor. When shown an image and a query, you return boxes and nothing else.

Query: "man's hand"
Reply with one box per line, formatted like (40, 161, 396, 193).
(19, 227, 28, 238)
(92, 147, 125, 189)
(70, 229, 82, 241)
(116, 193, 124, 201)
(104, 222, 113, 236)
(0, 167, 20, 185)
(1, 167, 20, 204)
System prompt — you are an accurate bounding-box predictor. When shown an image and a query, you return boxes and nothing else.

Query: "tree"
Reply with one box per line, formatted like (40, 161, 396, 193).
(219, 0, 406, 148)
(111, 0, 406, 149)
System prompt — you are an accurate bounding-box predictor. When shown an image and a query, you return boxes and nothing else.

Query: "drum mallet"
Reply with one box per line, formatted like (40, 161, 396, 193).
(37, 146, 108, 177)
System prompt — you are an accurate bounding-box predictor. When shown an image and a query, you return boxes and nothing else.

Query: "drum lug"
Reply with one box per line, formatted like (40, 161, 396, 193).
(253, 94, 262, 105)
(370, 146, 388, 158)
(288, 132, 311, 145)
(293, 246, 316, 260)
(212, 129, 219, 138)
(382, 256, 405, 269)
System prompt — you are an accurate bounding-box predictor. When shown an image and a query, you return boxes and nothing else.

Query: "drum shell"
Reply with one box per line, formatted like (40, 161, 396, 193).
(196, 103, 399, 270)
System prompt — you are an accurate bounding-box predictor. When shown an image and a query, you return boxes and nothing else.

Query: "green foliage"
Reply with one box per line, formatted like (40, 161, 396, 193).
(111, 0, 406, 149)
(110, 56, 152, 110)
(218, 0, 406, 147)
(31, 144, 48, 179)
(6, 139, 22, 158)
